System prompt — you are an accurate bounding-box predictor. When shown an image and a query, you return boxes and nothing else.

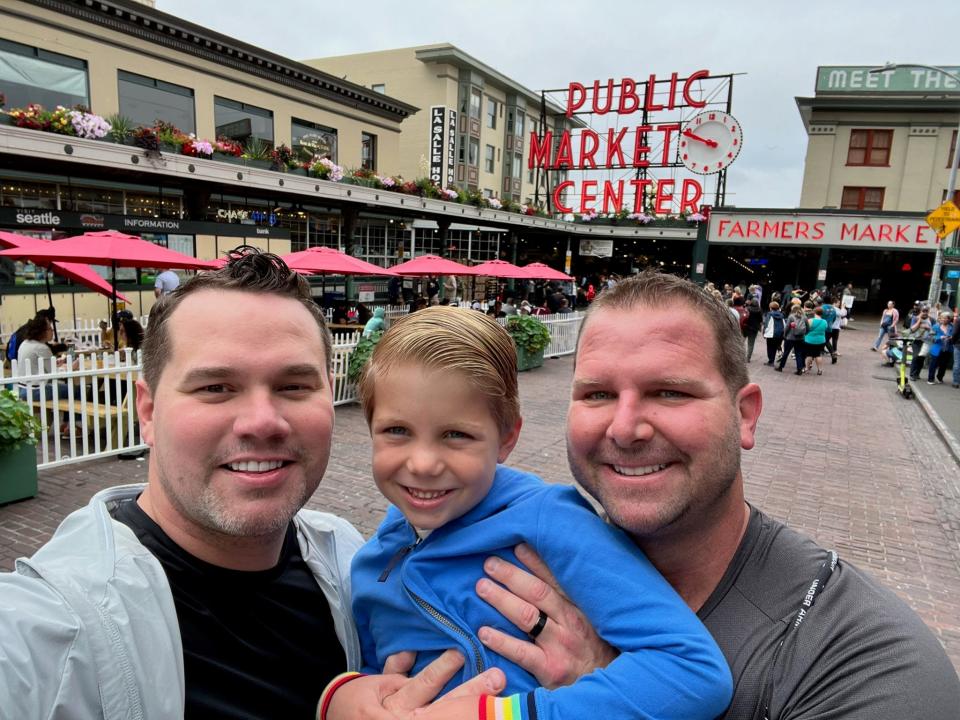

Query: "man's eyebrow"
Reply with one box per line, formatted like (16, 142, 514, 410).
(180, 364, 322, 385)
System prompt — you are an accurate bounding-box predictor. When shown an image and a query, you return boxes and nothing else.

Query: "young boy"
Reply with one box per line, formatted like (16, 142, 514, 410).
(349, 306, 732, 719)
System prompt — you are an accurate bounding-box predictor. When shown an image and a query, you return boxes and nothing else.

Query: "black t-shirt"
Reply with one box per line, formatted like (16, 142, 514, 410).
(111, 497, 346, 719)
(699, 506, 960, 719)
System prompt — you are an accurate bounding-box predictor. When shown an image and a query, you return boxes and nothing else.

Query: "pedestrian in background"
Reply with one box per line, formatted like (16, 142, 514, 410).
(804, 307, 829, 376)
(926, 312, 954, 385)
(761, 301, 785, 365)
(873, 300, 899, 350)
(776, 303, 807, 374)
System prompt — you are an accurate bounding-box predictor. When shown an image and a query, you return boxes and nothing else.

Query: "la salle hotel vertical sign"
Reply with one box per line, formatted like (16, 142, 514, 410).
(429, 106, 457, 186)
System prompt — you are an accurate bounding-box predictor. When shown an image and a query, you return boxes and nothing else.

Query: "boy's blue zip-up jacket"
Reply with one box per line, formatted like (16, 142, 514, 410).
(352, 465, 733, 720)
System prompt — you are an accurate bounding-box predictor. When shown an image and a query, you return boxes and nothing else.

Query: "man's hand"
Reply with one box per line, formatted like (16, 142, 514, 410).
(324, 650, 506, 720)
(475, 543, 618, 688)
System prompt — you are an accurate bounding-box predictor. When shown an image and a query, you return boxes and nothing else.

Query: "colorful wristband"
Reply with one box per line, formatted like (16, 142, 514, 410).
(318, 671, 366, 720)
(478, 693, 531, 719)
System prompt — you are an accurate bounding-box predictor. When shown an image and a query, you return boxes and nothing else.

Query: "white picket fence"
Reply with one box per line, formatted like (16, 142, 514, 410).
(3, 313, 583, 470)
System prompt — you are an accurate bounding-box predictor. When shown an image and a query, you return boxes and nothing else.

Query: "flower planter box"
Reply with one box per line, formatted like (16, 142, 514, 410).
(516, 346, 544, 372)
(244, 158, 272, 170)
(0, 114, 12, 126)
(288, 167, 308, 176)
(0, 443, 38, 505)
(215, 153, 244, 165)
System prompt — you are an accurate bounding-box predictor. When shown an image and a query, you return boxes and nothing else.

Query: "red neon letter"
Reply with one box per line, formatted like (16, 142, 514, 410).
(679, 179, 702, 214)
(644, 74, 664, 112)
(667, 72, 680, 110)
(553, 180, 575, 213)
(552, 131, 574, 169)
(592, 78, 615, 114)
(578, 129, 600, 169)
(580, 180, 598, 214)
(632, 125, 652, 168)
(629, 179, 653, 212)
(606, 128, 629, 167)
(566, 82, 585, 118)
(528, 130, 553, 169)
(682, 69, 710, 108)
(654, 179, 675, 214)
(601, 180, 625, 214)
(618, 78, 640, 114)
(657, 123, 680, 165)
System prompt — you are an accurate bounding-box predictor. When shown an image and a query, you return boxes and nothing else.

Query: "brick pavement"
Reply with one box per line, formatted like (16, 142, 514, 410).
(2, 323, 959, 671)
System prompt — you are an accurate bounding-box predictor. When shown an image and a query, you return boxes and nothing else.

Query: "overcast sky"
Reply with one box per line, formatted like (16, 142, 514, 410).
(161, 0, 955, 209)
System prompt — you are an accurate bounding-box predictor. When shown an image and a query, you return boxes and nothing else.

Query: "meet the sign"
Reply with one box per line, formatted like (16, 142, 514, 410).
(816, 65, 960, 94)
(709, 212, 940, 250)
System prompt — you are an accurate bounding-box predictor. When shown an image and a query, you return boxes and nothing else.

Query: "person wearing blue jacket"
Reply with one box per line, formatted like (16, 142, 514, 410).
(329, 307, 732, 720)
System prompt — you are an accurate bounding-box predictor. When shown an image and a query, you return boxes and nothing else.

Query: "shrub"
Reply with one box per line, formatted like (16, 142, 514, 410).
(0, 389, 41, 454)
(506, 315, 551, 353)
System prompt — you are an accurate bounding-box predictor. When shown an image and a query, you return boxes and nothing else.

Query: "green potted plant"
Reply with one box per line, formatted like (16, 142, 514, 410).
(242, 137, 272, 169)
(0, 388, 41, 504)
(347, 331, 383, 384)
(506, 315, 551, 371)
(105, 113, 135, 144)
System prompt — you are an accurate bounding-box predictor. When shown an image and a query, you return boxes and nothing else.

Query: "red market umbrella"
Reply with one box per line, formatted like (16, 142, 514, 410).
(469, 259, 530, 279)
(521, 262, 574, 281)
(390, 254, 478, 276)
(282, 246, 397, 276)
(0, 230, 216, 348)
(0, 232, 130, 302)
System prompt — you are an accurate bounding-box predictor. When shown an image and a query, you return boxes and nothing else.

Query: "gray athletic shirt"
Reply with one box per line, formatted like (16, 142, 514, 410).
(698, 506, 960, 719)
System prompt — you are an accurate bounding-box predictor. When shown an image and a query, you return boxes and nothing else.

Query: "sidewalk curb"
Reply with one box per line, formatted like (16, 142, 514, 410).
(912, 384, 960, 465)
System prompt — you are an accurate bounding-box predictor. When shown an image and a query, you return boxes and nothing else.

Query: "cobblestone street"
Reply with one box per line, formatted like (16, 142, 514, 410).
(2, 321, 959, 671)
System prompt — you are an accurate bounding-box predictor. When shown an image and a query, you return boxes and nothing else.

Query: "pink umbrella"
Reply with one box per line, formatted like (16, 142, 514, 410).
(0, 230, 216, 348)
(521, 262, 574, 281)
(390, 254, 478, 276)
(470, 259, 530, 279)
(0, 232, 130, 302)
(283, 246, 397, 276)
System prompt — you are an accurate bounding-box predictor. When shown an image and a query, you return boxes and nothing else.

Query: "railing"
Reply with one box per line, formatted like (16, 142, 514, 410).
(4, 311, 583, 470)
(2, 350, 145, 469)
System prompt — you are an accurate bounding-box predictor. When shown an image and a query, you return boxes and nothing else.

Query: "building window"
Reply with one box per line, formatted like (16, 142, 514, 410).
(846, 129, 892, 166)
(527, 166, 534, 184)
(470, 89, 482, 119)
(515, 111, 525, 138)
(361, 132, 377, 171)
(468, 138, 480, 166)
(214, 96, 274, 143)
(486, 98, 497, 129)
(948, 130, 958, 168)
(371, 83, 385, 94)
(841, 186, 884, 211)
(458, 134, 466, 163)
(292, 118, 338, 163)
(0, 38, 88, 110)
(512, 153, 523, 180)
(483, 189, 494, 198)
(484, 144, 495, 173)
(118, 70, 195, 133)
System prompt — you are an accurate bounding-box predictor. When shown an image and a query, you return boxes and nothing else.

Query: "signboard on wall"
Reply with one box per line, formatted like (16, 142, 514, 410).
(579, 239, 614, 257)
(429, 106, 447, 185)
(708, 212, 939, 251)
(446, 109, 457, 186)
(816, 65, 960, 94)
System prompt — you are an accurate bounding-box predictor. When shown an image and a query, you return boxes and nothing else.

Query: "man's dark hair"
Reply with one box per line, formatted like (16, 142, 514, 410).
(578, 270, 749, 395)
(141, 247, 331, 391)
(22, 316, 51, 342)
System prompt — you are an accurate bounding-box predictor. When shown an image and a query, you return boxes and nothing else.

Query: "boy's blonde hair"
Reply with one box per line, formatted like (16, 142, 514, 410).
(358, 306, 520, 435)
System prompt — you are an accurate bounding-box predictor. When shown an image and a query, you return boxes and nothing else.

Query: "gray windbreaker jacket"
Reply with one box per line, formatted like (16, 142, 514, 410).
(0, 484, 363, 719)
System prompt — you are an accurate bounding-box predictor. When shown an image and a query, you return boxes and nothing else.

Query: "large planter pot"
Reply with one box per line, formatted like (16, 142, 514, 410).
(288, 167, 308, 176)
(0, 113, 12, 126)
(244, 158, 272, 170)
(215, 153, 244, 165)
(516, 346, 545, 372)
(0, 443, 38, 504)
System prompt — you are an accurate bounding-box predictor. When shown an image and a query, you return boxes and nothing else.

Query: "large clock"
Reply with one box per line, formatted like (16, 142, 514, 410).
(679, 111, 743, 175)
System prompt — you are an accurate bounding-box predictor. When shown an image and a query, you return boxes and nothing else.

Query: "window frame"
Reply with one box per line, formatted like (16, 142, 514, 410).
(468, 137, 480, 166)
(469, 89, 482, 119)
(846, 129, 892, 167)
(484, 144, 495, 173)
(486, 97, 497, 129)
(118, 69, 196, 134)
(0, 37, 89, 109)
(361, 132, 378, 171)
(214, 96, 274, 143)
(948, 129, 958, 169)
(840, 186, 885, 211)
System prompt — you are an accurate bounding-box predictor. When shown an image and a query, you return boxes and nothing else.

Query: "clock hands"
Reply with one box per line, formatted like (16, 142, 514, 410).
(682, 129, 718, 148)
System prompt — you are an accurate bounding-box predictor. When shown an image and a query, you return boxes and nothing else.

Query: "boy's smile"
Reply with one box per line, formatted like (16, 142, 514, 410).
(370, 363, 520, 530)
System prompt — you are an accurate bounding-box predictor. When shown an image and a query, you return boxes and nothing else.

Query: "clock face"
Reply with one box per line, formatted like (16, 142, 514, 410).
(679, 111, 743, 175)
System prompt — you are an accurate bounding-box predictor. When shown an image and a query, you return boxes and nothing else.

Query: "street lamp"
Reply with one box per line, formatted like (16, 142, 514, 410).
(869, 63, 960, 306)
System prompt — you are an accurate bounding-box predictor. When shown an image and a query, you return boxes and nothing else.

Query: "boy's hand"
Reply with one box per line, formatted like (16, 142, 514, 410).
(475, 543, 617, 689)
(323, 650, 506, 720)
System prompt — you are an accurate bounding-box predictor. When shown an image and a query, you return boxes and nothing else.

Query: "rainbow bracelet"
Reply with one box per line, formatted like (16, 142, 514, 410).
(478, 694, 536, 719)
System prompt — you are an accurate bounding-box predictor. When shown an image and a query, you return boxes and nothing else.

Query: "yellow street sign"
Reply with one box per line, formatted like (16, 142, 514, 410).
(926, 200, 960, 239)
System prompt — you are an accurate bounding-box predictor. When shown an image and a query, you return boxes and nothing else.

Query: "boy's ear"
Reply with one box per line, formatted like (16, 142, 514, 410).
(497, 418, 523, 463)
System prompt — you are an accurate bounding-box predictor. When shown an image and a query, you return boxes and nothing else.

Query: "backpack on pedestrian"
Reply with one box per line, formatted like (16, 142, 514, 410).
(736, 305, 749, 332)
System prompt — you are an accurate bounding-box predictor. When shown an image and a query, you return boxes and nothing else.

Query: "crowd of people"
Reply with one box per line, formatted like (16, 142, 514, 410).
(874, 300, 959, 388)
(1, 251, 957, 719)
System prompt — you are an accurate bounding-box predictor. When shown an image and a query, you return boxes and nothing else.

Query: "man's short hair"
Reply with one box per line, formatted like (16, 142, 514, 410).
(141, 247, 331, 391)
(357, 306, 520, 436)
(578, 270, 749, 395)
